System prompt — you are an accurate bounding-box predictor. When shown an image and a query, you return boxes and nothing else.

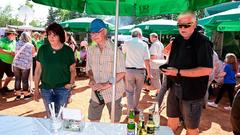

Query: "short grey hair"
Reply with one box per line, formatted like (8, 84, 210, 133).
(131, 28, 142, 37)
(20, 32, 32, 43)
(150, 33, 158, 38)
(177, 11, 197, 22)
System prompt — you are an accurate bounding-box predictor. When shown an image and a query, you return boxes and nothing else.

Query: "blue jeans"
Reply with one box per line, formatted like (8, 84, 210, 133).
(41, 87, 70, 117)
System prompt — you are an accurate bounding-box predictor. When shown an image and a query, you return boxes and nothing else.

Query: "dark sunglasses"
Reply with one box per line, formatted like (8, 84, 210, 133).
(177, 22, 193, 29)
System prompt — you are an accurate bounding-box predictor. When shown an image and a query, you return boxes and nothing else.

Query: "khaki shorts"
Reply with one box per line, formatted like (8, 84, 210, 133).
(88, 98, 122, 122)
(150, 69, 161, 89)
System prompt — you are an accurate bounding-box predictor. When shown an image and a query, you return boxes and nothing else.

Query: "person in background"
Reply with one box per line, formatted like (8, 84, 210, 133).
(122, 28, 151, 114)
(162, 11, 213, 135)
(196, 26, 225, 109)
(86, 19, 125, 122)
(32, 32, 43, 50)
(32, 32, 44, 77)
(76, 41, 88, 77)
(65, 32, 78, 102)
(208, 53, 237, 111)
(12, 32, 35, 100)
(152, 37, 175, 110)
(0, 28, 17, 95)
(80, 46, 87, 66)
(65, 32, 77, 52)
(149, 33, 164, 95)
(34, 22, 76, 117)
(162, 37, 174, 58)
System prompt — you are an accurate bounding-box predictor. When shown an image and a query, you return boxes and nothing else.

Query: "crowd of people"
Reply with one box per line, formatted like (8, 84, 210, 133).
(0, 11, 240, 135)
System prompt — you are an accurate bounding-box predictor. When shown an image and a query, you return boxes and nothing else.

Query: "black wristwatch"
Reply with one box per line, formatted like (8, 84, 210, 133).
(177, 68, 181, 77)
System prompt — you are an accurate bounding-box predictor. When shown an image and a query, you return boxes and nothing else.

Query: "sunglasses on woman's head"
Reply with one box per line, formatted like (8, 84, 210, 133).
(177, 22, 193, 29)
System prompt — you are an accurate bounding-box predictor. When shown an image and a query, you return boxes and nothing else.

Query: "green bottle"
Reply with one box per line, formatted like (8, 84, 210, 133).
(140, 122, 147, 135)
(127, 109, 135, 135)
(146, 114, 155, 135)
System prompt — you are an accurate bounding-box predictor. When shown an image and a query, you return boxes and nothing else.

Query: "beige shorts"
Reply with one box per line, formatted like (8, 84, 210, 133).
(88, 98, 122, 122)
(151, 69, 161, 89)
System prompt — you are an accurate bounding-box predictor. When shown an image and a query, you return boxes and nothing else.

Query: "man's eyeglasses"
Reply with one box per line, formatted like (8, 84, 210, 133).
(177, 22, 193, 29)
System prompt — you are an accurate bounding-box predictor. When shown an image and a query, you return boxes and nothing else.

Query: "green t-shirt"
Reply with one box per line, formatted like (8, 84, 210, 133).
(0, 37, 16, 64)
(36, 43, 75, 89)
(32, 39, 44, 49)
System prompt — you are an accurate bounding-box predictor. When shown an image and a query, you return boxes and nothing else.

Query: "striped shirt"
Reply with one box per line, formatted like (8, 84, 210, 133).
(86, 40, 125, 103)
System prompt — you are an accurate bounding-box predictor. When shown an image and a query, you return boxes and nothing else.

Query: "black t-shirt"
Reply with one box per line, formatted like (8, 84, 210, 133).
(168, 31, 213, 100)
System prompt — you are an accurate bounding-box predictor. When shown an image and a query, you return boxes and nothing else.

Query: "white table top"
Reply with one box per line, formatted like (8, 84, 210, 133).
(0, 115, 174, 135)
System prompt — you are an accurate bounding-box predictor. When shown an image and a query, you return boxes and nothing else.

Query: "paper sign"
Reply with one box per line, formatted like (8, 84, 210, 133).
(62, 108, 82, 121)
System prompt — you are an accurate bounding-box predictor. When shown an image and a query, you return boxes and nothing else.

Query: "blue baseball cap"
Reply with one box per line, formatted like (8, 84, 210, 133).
(90, 19, 107, 33)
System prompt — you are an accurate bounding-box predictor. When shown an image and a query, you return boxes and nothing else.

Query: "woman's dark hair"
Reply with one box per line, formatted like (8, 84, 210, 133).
(46, 22, 65, 43)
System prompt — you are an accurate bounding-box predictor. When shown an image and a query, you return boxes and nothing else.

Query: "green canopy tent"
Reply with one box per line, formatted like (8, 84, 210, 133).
(199, 8, 240, 58)
(118, 25, 135, 35)
(198, 8, 240, 30)
(198, 8, 240, 42)
(33, 0, 231, 122)
(33, 0, 230, 16)
(204, 1, 240, 16)
(60, 17, 114, 32)
(217, 21, 240, 31)
(135, 19, 178, 36)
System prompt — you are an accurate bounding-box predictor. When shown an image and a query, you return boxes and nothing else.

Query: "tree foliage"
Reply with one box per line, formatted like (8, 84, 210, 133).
(46, 8, 82, 26)
(0, 5, 23, 27)
(0, 1, 44, 28)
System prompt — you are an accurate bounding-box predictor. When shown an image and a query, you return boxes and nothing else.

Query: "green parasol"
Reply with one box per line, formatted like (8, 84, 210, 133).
(199, 8, 240, 31)
(60, 17, 114, 32)
(135, 19, 178, 35)
(118, 25, 135, 35)
(32, 0, 230, 16)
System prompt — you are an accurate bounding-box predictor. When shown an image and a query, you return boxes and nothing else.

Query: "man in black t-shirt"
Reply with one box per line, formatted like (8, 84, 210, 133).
(161, 12, 213, 135)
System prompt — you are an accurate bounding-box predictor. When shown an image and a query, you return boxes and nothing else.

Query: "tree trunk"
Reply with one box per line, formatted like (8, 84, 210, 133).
(212, 31, 224, 58)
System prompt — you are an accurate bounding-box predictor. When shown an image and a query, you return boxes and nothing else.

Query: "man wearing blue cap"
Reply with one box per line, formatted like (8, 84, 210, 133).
(86, 19, 126, 122)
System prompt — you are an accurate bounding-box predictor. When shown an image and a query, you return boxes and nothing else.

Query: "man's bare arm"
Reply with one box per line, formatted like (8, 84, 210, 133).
(162, 67, 212, 77)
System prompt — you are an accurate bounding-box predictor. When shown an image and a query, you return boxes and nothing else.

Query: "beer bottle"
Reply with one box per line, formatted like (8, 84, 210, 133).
(140, 122, 147, 135)
(137, 111, 144, 135)
(146, 114, 155, 135)
(127, 109, 135, 135)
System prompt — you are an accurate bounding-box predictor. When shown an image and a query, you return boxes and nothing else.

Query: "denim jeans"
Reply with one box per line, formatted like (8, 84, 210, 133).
(41, 87, 70, 117)
(13, 66, 30, 91)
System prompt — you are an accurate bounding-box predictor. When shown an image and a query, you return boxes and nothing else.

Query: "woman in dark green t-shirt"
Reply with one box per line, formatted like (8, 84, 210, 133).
(34, 22, 76, 117)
